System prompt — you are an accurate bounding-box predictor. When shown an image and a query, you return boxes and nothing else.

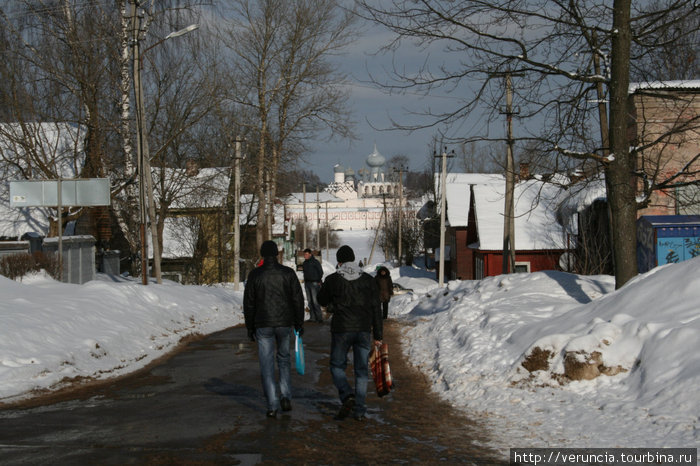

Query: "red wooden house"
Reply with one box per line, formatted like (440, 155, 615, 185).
(443, 174, 586, 280)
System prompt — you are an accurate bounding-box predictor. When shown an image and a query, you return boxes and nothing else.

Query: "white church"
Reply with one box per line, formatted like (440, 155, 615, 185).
(284, 145, 402, 231)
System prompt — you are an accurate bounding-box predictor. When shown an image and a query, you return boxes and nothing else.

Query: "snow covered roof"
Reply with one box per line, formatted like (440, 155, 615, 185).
(554, 178, 608, 235)
(440, 173, 504, 227)
(629, 80, 700, 93)
(473, 180, 570, 250)
(442, 172, 608, 247)
(159, 167, 231, 210)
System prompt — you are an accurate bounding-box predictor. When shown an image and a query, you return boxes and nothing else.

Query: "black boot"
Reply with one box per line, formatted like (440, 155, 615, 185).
(334, 395, 355, 420)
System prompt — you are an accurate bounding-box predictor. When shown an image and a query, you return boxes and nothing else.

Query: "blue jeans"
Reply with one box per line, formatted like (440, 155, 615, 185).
(305, 281, 322, 321)
(255, 327, 292, 411)
(330, 331, 371, 417)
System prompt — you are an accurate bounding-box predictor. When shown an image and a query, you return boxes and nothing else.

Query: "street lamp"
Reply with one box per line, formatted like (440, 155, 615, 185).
(132, 9, 199, 285)
(164, 24, 199, 40)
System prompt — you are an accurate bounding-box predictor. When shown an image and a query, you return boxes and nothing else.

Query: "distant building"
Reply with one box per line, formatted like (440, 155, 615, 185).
(285, 145, 408, 231)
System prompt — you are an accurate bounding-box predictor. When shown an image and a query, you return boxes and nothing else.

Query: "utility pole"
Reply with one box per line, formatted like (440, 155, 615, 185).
(369, 193, 387, 265)
(131, 6, 149, 285)
(316, 187, 320, 251)
(133, 6, 163, 284)
(435, 148, 454, 287)
(232, 137, 244, 291)
(325, 201, 330, 261)
(393, 165, 406, 266)
(302, 183, 307, 250)
(131, 5, 197, 285)
(502, 72, 516, 274)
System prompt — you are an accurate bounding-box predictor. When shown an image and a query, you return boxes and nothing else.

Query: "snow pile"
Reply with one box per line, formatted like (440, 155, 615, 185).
(0, 273, 243, 404)
(394, 259, 700, 448)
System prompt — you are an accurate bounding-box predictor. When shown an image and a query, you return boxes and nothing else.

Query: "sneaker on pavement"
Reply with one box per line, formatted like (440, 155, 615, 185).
(266, 409, 277, 418)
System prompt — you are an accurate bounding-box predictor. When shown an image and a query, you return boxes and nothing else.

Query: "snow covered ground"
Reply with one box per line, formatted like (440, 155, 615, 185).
(0, 230, 698, 457)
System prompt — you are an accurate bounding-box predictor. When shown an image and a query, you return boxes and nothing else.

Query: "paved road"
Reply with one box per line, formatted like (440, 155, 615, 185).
(0, 320, 504, 465)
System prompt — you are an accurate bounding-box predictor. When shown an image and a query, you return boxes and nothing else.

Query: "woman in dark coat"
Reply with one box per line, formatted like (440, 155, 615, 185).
(374, 266, 393, 319)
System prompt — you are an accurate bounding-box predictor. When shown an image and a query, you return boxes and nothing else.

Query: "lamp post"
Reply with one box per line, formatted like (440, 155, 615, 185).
(131, 5, 198, 284)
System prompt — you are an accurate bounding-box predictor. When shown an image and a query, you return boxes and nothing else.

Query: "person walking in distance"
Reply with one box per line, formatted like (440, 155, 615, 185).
(302, 248, 324, 323)
(374, 266, 393, 319)
(318, 245, 383, 421)
(244, 241, 305, 418)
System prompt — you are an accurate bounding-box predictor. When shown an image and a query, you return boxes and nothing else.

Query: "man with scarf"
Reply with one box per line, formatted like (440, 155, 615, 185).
(318, 245, 383, 421)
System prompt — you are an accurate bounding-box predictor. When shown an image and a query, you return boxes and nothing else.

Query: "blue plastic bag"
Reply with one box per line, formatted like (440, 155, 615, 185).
(295, 330, 305, 375)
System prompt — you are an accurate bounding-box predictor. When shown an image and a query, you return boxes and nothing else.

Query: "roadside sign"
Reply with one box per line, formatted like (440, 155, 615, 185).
(9, 178, 110, 207)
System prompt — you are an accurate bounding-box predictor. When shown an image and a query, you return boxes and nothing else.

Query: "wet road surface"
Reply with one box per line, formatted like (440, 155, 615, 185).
(0, 320, 504, 465)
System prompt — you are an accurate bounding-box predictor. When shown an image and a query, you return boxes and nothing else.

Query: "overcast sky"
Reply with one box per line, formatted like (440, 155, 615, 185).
(301, 19, 480, 183)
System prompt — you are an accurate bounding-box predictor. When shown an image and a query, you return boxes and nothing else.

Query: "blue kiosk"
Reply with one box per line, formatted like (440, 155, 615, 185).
(637, 215, 700, 273)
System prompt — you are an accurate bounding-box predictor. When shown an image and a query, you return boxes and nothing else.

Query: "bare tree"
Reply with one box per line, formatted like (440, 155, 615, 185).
(380, 208, 423, 267)
(357, 0, 700, 288)
(0, 1, 124, 244)
(218, 0, 357, 252)
(631, 0, 700, 81)
(0, 1, 229, 277)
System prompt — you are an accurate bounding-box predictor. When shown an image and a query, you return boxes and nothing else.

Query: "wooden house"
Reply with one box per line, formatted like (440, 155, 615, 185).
(442, 174, 597, 280)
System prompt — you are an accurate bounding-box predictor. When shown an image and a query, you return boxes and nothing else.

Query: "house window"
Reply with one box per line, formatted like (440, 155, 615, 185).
(514, 261, 531, 273)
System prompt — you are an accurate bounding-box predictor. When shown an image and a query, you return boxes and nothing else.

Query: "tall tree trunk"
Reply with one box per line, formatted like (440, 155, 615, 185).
(255, 130, 267, 251)
(606, 0, 637, 289)
(115, 0, 139, 257)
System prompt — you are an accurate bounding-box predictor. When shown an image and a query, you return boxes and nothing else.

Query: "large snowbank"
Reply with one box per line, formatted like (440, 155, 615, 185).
(0, 274, 243, 404)
(391, 258, 700, 449)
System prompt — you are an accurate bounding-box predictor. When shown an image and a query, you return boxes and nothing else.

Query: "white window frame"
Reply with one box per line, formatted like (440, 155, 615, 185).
(514, 261, 531, 273)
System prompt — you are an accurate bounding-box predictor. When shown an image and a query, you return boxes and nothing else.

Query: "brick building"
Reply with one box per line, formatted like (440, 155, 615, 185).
(630, 81, 700, 216)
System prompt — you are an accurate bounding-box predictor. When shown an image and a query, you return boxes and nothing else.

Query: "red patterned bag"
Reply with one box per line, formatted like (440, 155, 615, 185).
(369, 342, 393, 397)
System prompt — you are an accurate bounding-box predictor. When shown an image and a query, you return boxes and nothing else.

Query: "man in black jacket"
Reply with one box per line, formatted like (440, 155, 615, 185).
(302, 248, 324, 322)
(318, 245, 382, 421)
(244, 240, 305, 418)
